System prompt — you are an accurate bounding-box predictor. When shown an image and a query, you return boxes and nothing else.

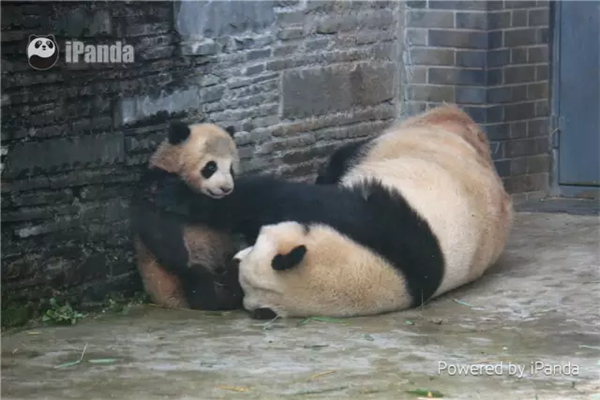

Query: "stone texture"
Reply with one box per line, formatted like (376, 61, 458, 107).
(409, 48, 454, 66)
(5, 135, 125, 178)
(528, 8, 549, 26)
(504, 66, 536, 84)
(407, 85, 455, 103)
(406, 10, 454, 28)
(116, 88, 201, 126)
(455, 87, 486, 104)
(429, 29, 488, 49)
(428, 0, 488, 11)
(174, 1, 276, 38)
(428, 67, 486, 86)
(488, 11, 511, 29)
(282, 63, 395, 119)
(2, 0, 552, 311)
(406, 29, 428, 46)
(455, 50, 486, 68)
(1, 0, 404, 308)
(488, 30, 503, 49)
(455, 11, 488, 30)
(505, 28, 538, 46)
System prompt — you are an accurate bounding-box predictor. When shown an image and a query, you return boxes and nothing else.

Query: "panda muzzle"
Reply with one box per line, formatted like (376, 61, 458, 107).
(250, 307, 278, 320)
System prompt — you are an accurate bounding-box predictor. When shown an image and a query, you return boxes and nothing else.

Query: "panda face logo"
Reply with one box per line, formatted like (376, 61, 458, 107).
(27, 35, 59, 71)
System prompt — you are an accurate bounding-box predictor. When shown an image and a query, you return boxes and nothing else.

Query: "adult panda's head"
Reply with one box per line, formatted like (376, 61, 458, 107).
(150, 122, 239, 199)
(233, 222, 309, 319)
(233, 220, 411, 319)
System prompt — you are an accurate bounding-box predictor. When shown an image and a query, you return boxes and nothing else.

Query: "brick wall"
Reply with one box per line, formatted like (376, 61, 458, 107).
(1, 1, 402, 311)
(486, 1, 550, 200)
(401, 0, 551, 201)
(1, 0, 553, 313)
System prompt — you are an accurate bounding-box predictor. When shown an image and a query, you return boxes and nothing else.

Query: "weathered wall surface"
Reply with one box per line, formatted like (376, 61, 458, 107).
(401, 0, 551, 201)
(1, 0, 553, 315)
(1, 1, 402, 313)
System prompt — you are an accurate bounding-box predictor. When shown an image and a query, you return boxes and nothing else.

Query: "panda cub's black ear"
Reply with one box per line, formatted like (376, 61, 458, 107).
(271, 245, 307, 271)
(168, 122, 191, 145)
(224, 126, 236, 138)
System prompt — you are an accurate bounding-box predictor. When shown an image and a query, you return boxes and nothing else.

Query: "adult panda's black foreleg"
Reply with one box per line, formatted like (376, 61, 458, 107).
(178, 266, 243, 310)
(133, 206, 242, 310)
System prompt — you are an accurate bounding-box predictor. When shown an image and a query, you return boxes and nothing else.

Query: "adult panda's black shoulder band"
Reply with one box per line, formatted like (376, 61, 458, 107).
(346, 179, 445, 307)
(315, 138, 373, 185)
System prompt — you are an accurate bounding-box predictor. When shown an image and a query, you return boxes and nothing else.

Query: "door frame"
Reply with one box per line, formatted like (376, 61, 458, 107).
(549, 1, 600, 199)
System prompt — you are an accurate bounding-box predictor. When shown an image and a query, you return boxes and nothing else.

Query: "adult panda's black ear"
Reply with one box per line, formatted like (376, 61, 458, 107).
(224, 126, 236, 138)
(271, 245, 307, 271)
(168, 122, 191, 145)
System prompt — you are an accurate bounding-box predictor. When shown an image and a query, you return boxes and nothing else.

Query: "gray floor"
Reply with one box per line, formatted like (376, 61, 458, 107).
(2, 211, 599, 400)
(514, 197, 599, 216)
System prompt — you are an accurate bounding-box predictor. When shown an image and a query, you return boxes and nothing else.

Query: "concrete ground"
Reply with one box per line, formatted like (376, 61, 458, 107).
(2, 204, 600, 400)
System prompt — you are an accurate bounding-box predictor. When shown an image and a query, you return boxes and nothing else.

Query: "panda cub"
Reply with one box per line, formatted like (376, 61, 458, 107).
(131, 121, 244, 310)
(235, 104, 513, 318)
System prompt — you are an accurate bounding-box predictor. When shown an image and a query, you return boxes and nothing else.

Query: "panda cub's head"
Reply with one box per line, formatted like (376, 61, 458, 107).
(151, 122, 239, 199)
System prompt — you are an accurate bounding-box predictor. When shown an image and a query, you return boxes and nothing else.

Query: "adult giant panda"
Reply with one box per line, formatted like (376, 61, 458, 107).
(233, 104, 513, 318)
(131, 121, 245, 311)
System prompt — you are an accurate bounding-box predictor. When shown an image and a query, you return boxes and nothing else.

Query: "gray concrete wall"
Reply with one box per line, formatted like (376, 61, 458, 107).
(1, 0, 402, 313)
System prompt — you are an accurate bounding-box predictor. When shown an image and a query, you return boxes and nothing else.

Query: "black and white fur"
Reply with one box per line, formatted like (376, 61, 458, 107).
(150, 173, 445, 319)
(131, 121, 244, 311)
(315, 138, 373, 185)
(233, 105, 513, 318)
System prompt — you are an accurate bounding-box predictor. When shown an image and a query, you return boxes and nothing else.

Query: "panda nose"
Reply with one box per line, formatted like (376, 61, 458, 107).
(251, 307, 278, 320)
(220, 186, 232, 195)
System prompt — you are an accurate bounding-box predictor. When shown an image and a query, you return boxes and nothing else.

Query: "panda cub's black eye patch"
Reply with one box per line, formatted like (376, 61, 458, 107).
(201, 161, 217, 178)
